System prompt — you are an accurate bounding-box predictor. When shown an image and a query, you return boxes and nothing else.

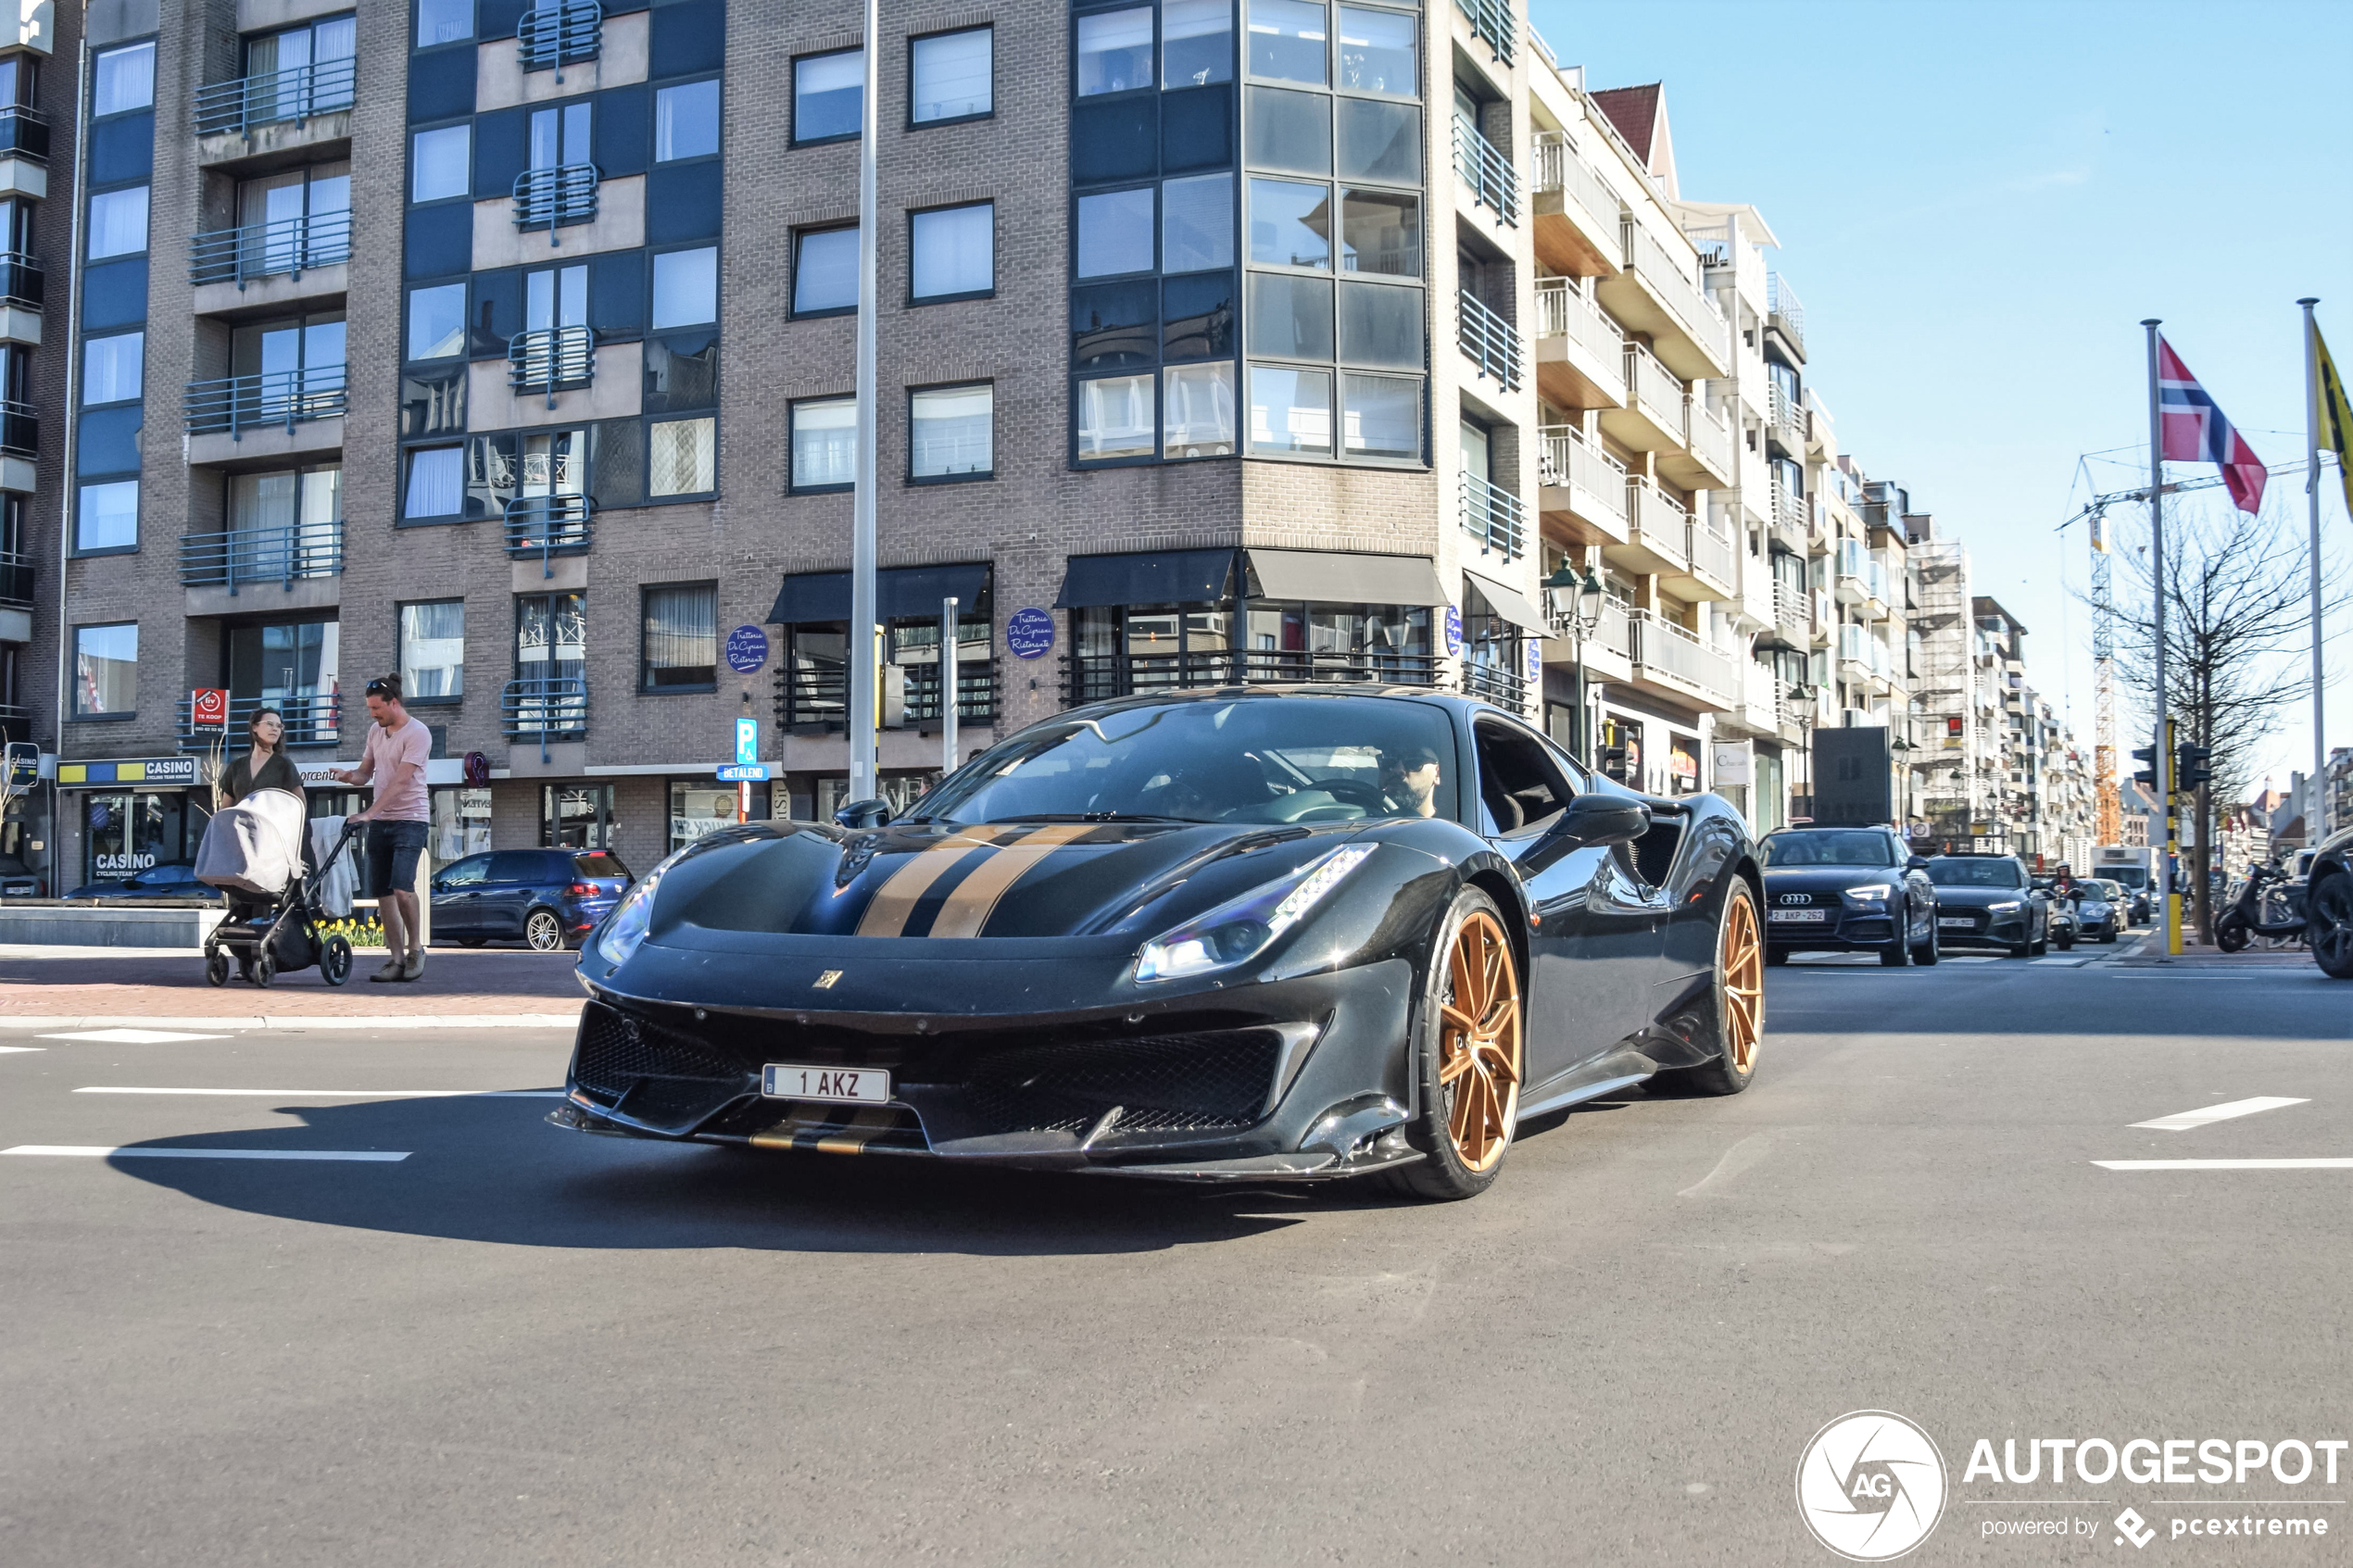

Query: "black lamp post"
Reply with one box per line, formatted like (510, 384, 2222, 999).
(1543, 561, 1606, 767)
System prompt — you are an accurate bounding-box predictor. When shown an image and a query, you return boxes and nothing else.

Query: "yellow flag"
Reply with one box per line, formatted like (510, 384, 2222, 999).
(2316, 319, 2353, 517)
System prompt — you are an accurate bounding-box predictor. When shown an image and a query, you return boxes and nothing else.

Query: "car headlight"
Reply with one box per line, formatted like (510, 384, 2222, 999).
(1134, 845, 1374, 984)
(1987, 899, 2022, 914)
(593, 856, 685, 967)
(1842, 883, 1892, 907)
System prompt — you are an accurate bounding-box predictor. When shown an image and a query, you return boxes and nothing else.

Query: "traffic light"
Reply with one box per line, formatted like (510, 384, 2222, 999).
(2175, 743, 2213, 794)
(2131, 744, 2159, 790)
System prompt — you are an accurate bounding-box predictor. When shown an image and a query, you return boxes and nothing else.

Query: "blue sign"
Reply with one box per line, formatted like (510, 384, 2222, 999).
(735, 717, 759, 765)
(716, 763, 772, 783)
(1526, 636, 1543, 682)
(1442, 606, 1462, 657)
(1007, 607, 1056, 659)
(724, 624, 769, 674)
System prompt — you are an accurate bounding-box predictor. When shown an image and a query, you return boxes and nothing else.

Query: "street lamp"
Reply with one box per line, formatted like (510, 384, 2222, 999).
(1543, 562, 1606, 767)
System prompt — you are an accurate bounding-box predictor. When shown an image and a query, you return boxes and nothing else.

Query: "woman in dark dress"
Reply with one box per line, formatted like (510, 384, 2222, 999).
(217, 708, 306, 807)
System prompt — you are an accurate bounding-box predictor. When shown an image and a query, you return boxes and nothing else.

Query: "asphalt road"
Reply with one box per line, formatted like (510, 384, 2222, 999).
(2, 951, 2347, 1567)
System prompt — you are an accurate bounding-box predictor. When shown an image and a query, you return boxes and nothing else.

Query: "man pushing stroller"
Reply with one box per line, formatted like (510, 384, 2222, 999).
(329, 675, 434, 984)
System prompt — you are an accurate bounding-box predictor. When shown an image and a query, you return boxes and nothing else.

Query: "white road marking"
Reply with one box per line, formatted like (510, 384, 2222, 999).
(2130, 1096, 2309, 1132)
(72, 1086, 565, 1098)
(2094, 1159, 2353, 1172)
(34, 1028, 230, 1044)
(1943, 956, 2004, 964)
(0, 1045, 44, 1053)
(3, 1145, 410, 1161)
(2033, 957, 2091, 968)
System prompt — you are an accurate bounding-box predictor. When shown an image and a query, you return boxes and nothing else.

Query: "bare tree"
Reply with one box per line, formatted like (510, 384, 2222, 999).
(2108, 499, 2345, 940)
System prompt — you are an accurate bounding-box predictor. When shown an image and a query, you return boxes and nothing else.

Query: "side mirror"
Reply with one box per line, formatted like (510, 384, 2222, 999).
(834, 798, 893, 830)
(1906, 855, 1931, 872)
(1549, 792, 1651, 848)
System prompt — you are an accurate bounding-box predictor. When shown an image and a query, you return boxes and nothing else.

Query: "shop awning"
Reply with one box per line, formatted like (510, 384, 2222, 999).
(1244, 549, 1451, 606)
(1463, 570, 1548, 634)
(1054, 548, 1237, 608)
(767, 562, 993, 625)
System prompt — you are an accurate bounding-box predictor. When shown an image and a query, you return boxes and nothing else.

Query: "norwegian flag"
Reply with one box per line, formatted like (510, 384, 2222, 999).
(2158, 337, 2266, 513)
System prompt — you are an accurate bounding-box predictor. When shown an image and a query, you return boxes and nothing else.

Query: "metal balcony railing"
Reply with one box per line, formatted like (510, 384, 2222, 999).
(1687, 506, 1737, 594)
(1461, 652, 1528, 712)
(1686, 395, 1734, 479)
(1452, 0, 1516, 64)
(0, 251, 41, 309)
(509, 326, 595, 407)
(1457, 288, 1521, 393)
(0, 547, 32, 606)
(188, 211, 351, 287)
(0, 399, 32, 457)
(1771, 580, 1807, 640)
(503, 494, 594, 578)
(1623, 341, 1685, 440)
(1451, 116, 1518, 226)
(195, 56, 357, 137)
(1768, 270, 1806, 358)
(1529, 132, 1618, 240)
(177, 691, 340, 753)
(1536, 423, 1627, 531)
(1621, 217, 1729, 368)
(1461, 470, 1526, 561)
(1629, 608, 1735, 704)
(184, 365, 347, 437)
(502, 675, 588, 760)
(0, 105, 48, 161)
(513, 164, 600, 242)
(1063, 648, 1440, 707)
(1768, 379, 1806, 453)
(902, 659, 1000, 725)
(1624, 477, 1690, 572)
(179, 520, 344, 594)
(519, 0, 603, 77)
(1531, 277, 1623, 391)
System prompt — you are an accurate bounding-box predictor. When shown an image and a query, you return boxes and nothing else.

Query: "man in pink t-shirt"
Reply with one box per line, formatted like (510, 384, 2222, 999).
(332, 674, 434, 981)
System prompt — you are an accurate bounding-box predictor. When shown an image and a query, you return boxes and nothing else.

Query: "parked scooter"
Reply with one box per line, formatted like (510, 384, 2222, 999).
(2213, 857, 2306, 953)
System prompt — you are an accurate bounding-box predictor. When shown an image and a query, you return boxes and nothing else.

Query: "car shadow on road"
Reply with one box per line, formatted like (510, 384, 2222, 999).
(91, 1096, 1449, 1256)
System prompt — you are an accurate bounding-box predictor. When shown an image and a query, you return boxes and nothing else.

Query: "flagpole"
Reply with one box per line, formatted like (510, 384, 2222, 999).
(2300, 298, 2327, 839)
(848, 0, 881, 807)
(2144, 319, 2179, 956)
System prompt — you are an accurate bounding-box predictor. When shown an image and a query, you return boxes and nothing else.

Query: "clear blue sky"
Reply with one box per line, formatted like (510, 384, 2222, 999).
(1534, 0, 2352, 797)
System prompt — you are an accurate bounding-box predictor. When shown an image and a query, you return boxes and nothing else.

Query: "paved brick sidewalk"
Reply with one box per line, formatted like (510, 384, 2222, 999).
(0, 946, 584, 1018)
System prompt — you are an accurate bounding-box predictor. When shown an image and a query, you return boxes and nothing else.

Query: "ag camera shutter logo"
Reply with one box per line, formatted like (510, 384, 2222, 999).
(1795, 1411, 1947, 1562)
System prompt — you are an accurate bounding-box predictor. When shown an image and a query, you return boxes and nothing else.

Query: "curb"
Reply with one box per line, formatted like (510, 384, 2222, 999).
(0, 1011, 582, 1032)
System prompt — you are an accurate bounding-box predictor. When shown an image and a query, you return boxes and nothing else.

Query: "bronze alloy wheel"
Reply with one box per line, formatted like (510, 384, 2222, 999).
(1720, 887, 1763, 1074)
(1437, 909, 1523, 1173)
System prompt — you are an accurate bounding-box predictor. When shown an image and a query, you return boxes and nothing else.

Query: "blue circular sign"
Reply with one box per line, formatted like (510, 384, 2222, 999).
(1442, 606, 1463, 657)
(1007, 608, 1056, 659)
(724, 625, 769, 675)
(1526, 636, 1543, 682)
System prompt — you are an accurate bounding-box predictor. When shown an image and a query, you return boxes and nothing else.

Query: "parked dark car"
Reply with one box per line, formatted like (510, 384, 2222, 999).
(64, 861, 210, 902)
(1760, 824, 1940, 966)
(431, 848, 632, 951)
(2306, 824, 2352, 979)
(1925, 853, 2049, 957)
(0, 851, 41, 897)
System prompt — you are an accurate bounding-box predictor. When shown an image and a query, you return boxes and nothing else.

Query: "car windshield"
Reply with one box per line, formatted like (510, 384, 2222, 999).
(1929, 858, 2024, 888)
(2085, 880, 2122, 899)
(914, 696, 1462, 826)
(1762, 831, 1896, 867)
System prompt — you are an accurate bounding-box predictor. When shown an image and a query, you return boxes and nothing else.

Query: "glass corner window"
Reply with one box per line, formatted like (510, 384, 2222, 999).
(417, 0, 474, 48)
(1164, 363, 1237, 458)
(1247, 362, 1332, 456)
(1077, 372, 1154, 463)
(1077, 7, 1154, 96)
(1336, 6, 1416, 97)
(1248, 0, 1328, 86)
(1164, 0, 1235, 89)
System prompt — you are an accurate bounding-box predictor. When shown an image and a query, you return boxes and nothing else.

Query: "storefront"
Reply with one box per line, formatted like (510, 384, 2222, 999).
(55, 756, 207, 885)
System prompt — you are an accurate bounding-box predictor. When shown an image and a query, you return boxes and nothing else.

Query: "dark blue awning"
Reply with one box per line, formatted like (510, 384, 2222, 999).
(767, 562, 992, 625)
(1054, 548, 1237, 608)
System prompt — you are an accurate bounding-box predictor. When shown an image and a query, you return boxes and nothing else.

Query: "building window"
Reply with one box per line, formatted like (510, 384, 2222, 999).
(1164, 0, 1234, 87)
(528, 99, 591, 170)
(400, 599, 464, 703)
(911, 27, 991, 124)
(93, 41, 156, 116)
(416, 0, 472, 47)
(648, 417, 716, 497)
(430, 785, 492, 872)
(1247, 363, 1331, 455)
(87, 186, 149, 259)
(655, 79, 721, 161)
(74, 623, 138, 717)
(642, 583, 717, 690)
(82, 332, 144, 405)
(1163, 173, 1234, 273)
(1077, 373, 1154, 463)
(650, 246, 718, 330)
(1336, 6, 1416, 95)
(410, 125, 472, 203)
(1077, 6, 1152, 95)
(910, 203, 992, 302)
(404, 445, 463, 520)
(229, 466, 341, 543)
(794, 48, 862, 144)
(541, 784, 614, 849)
(792, 227, 858, 316)
(1340, 371, 1417, 459)
(671, 782, 739, 849)
(1249, 0, 1328, 84)
(75, 480, 139, 553)
(1076, 187, 1154, 278)
(910, 385, 992, 480)
(790, 397, 856, 492)
(406, 282, 466, 360)
(1165, 362, 1237, 457)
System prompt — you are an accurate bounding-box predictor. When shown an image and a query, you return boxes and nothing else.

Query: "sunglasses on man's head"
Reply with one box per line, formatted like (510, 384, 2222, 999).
(365, 681, 393, 696)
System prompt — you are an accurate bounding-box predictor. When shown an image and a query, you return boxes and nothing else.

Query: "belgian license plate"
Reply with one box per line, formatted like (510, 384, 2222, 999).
(761, 1063, 891, 1104)
(1768, 909, 1827, 922)
(1939, 917, 1974, 929)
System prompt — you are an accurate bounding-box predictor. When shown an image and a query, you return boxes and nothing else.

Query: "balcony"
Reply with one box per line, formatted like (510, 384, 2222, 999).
(195, 57, 356, 138)
(1530, 277, 1624, 408)
(504, 494, 594, 577)
(519, 0, 604, 78)
(178, 520, 344, 594)
(1771, 580, 1808, 642)
(184, 366, 347, 439)
(509, 326, 596, 407)
(1766, 379, 1806, 458)
(0, 251, 40, 309)
(1674, 503, 1737, 602)
(1628, 608, 1736, 708)
(1456, 288, 1521, 394)
(178, 692, 339, 753)
(1536, 424, 1628, 543)
(513, 163, 600, 242)
(503, 676, 588, 760)
(1614, 476, 1689, 577)
(1767, 270, 1806, 362)
(0, 105, 48, 162)
(1768, 480, 1806, 557)
(1453, 0, 1516, 65)
(189, 211, 352, 289)
(0, 399, 31, 457)
(1680, 395, 1735, 485)
(1596, 217, 1729, 380)
(1529, 132, 1619, 273)
(903, 659, 1000, 726)
(1064, 648, 1439, 708)
(1461, 655, 1528, 712)
(1451, 116, 1517, 227)
(1460, 470, 1526, 561)
(1602, 340, 1685, 454)
(1833, 538, 1871, 605)
(0, 547, 32, 607)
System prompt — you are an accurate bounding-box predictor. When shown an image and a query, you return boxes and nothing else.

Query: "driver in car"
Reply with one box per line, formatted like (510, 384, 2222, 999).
(1379, 745, 1442, 819)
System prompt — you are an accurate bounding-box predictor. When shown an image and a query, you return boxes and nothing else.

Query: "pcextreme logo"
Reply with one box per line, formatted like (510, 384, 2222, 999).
(1796, 1411, 1949, 1562)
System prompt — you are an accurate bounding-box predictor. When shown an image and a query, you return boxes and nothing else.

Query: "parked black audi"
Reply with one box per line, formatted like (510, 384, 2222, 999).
(1926, 853, 2050, 957)
(1760, 825, 1940, 966)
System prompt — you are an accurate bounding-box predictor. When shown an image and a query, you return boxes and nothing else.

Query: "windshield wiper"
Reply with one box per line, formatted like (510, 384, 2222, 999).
(990, 811, 1204, 824)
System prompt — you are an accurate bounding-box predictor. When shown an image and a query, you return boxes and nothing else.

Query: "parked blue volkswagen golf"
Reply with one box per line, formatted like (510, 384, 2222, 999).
(430, 848, 632, 951)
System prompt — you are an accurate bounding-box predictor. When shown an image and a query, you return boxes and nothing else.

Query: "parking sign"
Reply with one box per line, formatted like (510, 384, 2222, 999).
(735, 717, 758, 765)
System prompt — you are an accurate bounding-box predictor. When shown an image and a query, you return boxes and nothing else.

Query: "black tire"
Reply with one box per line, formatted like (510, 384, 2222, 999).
(1386, 886, 1523, 1202)
(320, 935, 353, 986)
(1880, 902, 1913, 967)
(2055, 935, 2074, 951)
(523, 909, 565, 952)
(253, 949, 276, 988)
(1765, 947, 1790, 967)
(458, 936, 488, 948)
(1912, 918, 1939, 966)
(2213, 913, 2250, 954)
(205, 950, 230, 987)
(1657, 878, 1762, 1097)
(2009, 939, 2032, 959)
(2310, 874, 2353, 979)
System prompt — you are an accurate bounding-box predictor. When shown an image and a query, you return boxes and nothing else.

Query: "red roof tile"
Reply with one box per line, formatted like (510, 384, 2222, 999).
(1589, 83, 1662, 163)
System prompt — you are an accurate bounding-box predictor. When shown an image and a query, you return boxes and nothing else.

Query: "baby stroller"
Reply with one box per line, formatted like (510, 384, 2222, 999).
(203, 820, 362, 988)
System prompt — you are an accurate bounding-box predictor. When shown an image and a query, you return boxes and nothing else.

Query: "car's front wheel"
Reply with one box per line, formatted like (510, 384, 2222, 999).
(1659, 877, 1763, 1097)
(1880, 899, 1913, 967)
(1389, 886, 1523, 1201)
(2310, 874, 2353, 979)
(1912, 915, 1940, 966)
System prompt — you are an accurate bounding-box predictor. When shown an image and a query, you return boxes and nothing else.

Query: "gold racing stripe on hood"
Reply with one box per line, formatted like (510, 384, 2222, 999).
(854, 823, 1022, 937)
(925, 822, 1099, 937)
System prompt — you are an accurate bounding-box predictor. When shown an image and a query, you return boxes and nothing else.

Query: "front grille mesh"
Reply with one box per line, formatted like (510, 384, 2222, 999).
(959, 1030, 1280, 1135)
(573, 1002, 748, 1102)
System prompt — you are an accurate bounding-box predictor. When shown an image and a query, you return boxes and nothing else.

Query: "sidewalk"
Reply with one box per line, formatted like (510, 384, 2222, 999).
(0, 945, 585, 1022)
(2104, 930, 2316, 969)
